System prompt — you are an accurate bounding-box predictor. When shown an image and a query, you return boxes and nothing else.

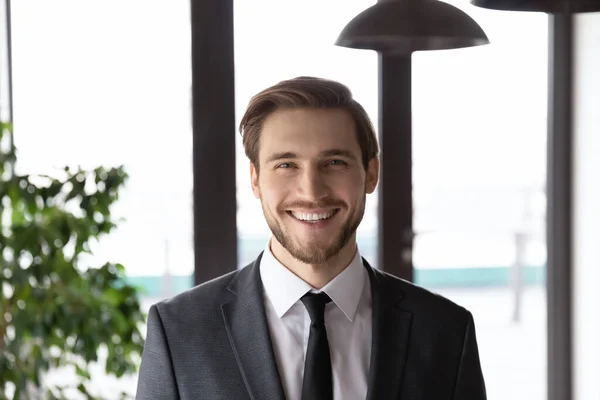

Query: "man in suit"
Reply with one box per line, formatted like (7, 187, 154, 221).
(136, 76, 487, 400)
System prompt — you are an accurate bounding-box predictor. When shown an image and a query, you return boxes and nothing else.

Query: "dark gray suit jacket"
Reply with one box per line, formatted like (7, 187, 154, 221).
(136, 254, 486, 399)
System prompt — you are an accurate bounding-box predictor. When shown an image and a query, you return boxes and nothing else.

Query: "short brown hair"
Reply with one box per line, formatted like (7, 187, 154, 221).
(238, 76, 379, 170)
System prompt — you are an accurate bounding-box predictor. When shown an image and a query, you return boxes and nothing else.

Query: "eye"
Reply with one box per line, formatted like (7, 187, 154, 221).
(328, 159, 347, 166)
(277, 162, 292, 169)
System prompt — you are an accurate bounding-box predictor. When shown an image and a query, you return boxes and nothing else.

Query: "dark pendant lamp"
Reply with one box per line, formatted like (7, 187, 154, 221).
(471, 0, 600, 13)
(334, 0, 489, 283)
(336, 0, 490, 54)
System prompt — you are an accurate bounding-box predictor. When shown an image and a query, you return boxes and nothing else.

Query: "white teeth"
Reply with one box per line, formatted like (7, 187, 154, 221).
(291, 210, 336, 221)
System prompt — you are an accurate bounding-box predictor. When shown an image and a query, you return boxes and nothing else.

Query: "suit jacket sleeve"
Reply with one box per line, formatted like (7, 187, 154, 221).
(453, 312, 487, 400)
(136, 305, 180, 400)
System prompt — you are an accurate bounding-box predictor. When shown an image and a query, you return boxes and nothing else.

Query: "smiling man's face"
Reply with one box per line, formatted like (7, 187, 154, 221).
(250, 107, 379, 265)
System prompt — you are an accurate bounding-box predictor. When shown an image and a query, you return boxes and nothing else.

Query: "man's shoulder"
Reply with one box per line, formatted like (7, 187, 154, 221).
(150, 265, 249, 321)
(373, 268, 471, 319)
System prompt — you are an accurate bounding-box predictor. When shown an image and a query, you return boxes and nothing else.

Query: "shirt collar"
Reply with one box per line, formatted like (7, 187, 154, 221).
(259, 240, 366, 322)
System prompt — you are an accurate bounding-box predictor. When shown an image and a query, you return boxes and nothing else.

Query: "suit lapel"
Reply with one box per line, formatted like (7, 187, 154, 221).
(221, 253, 286, 400)
(364, 260, 412, 400)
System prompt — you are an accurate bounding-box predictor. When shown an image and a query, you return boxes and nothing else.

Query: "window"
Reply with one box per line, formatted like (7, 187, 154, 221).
(11, 0, 192, 394)
(234, 0, 379, 268)
(412, 2, 548, 398)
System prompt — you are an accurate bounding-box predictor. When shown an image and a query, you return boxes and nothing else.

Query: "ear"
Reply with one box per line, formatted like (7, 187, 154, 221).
(365, 157, 379, 194)
(250, 162, 261, 199)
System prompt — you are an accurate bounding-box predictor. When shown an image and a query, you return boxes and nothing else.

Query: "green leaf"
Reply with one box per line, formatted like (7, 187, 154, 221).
(76, 364, 91, 379)
(77, 383, 88, 395)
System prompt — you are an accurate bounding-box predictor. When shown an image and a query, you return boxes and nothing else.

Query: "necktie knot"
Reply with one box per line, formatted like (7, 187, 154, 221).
(301, 292, 331, 325)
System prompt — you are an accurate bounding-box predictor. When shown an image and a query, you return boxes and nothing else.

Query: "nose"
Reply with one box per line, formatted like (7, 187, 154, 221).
(298, 166, 329, 201)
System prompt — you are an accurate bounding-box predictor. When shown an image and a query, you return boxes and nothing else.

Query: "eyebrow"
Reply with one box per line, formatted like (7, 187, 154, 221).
(321, 149, 355, 159)
(265, 149, 357, 164)
(265, 152, 297, 164)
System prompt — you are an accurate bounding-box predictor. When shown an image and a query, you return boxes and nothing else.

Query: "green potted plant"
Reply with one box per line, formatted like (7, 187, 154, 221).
(0, 121, 146, 399)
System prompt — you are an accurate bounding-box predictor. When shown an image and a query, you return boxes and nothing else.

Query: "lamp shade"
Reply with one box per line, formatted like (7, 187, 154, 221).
(335, 0, 490, 55)
(471, 0, 600, 13)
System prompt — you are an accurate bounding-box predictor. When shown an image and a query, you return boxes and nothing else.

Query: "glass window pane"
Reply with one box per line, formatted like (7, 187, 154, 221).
(234, 0, 379, 268)
(412, 2, 548, 399)
(11, 0, 192, 394)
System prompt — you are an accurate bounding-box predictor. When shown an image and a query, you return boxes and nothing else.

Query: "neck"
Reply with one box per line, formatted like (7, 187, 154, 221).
(269, 237, 358, 289)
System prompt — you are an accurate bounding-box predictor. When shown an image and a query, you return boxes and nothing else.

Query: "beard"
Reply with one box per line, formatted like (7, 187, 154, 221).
(262, 196, 365, 264)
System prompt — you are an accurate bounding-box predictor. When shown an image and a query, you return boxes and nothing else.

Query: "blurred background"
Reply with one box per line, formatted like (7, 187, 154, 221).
(1, 0, 599, 399)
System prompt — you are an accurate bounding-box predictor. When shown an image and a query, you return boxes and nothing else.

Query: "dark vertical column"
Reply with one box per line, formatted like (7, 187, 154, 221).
(378, 54, 413, 282)
(1, 0, 14, 127)
(546, 12, 573, 400)
(190, 0, 237, 285)
(3, 0, 12, 120)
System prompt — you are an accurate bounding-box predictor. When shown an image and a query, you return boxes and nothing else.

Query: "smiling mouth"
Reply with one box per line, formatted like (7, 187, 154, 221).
(287, 209, 340, 222)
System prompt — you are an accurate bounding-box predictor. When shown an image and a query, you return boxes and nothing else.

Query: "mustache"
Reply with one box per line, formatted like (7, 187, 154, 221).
(282, 199, 345, 210)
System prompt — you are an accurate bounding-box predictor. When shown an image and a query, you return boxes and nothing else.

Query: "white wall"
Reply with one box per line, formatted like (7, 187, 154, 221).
(572, 11, 600, 400)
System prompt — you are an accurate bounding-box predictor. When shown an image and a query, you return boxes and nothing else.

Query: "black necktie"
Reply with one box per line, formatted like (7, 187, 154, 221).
(301, 292, 333, 400)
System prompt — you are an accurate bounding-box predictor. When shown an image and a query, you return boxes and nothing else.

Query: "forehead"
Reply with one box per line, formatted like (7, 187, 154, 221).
(259, 108, 360, 159)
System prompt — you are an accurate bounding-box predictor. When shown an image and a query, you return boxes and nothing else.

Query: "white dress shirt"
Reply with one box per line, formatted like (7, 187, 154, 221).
(259, 242, 372, 400)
